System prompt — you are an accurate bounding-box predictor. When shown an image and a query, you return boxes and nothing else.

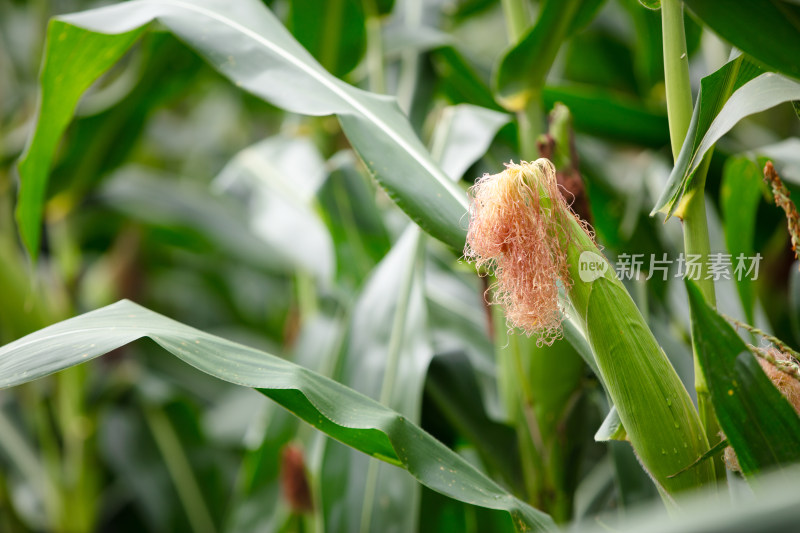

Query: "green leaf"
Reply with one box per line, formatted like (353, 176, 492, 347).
(425, 353, 524, 495)
(0, 300, 556, 532)
(594, 406, 627, 442)
(143, 405, 220, 533)
(100, 406, 182, 530)
(212, 135, 334, 280)
(493, 0, 606, 111)
(622, 0, 664, 93)
(609, 441, 660, 509)
(17, 0, 469, 259)
(684, 73, 800, 178)
(638, 0, 661, 9)
(424, 252, 501, 421)
(227, 315, 341, 532)
(720, 156, 763, 324)
(429, 104, 510, 180)
(576, 464, 800, 533)
(0, 409, 56, 527)
(562, 314, 599, 379)
(667, 439, 728, 480)
(652, 54, 764, 217)
(320, 103, 510, 532)
(15, 21, 147, 259)
(288, 0, 365, 77)
(432, 47, 669, 147)
(751, 138, 800, 186)
(562, 33, 639, 97)
(542, 86, 670, 147)
(685, 281, 800, 476)
(420, 485, 517, 533)
(683, 0, 800, 81)
(317, 153, 392, 288)
(98, 166, 300, 276)
(0, 238, 57, 342)
(432, 47, 503, 112)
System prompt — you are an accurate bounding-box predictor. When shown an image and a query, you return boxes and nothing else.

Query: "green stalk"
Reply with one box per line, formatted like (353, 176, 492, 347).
(396, 0, 423, 113)
(500, 0, 538, 160)
(518, 98, 544, 162)
(682, 162, 725, 481)
(500, 0, 529, 42)
(145, 407, 218, 533)
(497, 0, 543, 505)
(501, 0, 581, 160)
(359, 230, 425, 533)
(661, 0, 724, 482)
(662, 0, 693, 162)
(361, 0, 385, 94)
(56, 366, 96, 533)
(492, 306, 546, 507)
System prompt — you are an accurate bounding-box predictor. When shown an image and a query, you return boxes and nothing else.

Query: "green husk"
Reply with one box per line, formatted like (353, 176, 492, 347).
(563, 216, 713, 496)
(467, 160, 714, 498)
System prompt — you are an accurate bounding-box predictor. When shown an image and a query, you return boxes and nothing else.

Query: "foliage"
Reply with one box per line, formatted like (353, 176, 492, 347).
(0, 0, 799, 532)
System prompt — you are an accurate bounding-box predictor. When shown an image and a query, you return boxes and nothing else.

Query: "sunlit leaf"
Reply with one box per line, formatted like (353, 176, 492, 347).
(652, 54, 764, 217)
(0, 300, 556, 532)
(751, 138, 800, 186)
(429, 104, 510, 181)
(17, 0, 469, 259)
(212, 135, 334, 280)
(594, 406, 627, 442)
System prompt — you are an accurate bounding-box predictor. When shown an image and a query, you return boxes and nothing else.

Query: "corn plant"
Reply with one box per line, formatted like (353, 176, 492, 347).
(1, 0, 800, 532)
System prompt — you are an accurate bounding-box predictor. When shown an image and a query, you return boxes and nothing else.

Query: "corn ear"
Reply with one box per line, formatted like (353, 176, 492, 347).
(559, 183, 714, 496)
(466, 160, 714, 497)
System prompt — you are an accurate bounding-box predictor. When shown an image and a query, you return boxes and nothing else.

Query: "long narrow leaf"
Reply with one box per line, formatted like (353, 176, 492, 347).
(0, 300, 555, 532)
(652, 54, 763, 217)
(17, 0, 468, 258)
(655, 63, 800, 218)
(493, 0, 606, 110)
(686, 281, 800, 476)
(15, 22, 146, 259)
(720, 157, 763, 323)
(683, 0, 800, 81)
(577, 464, 800, 533)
